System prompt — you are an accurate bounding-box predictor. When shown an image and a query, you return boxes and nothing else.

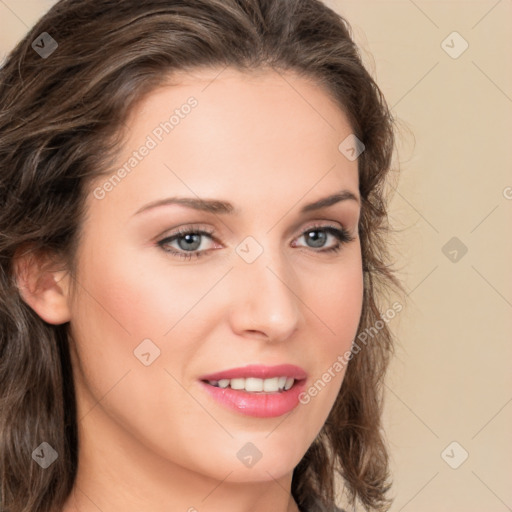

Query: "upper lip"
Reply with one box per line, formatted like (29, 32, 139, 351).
(200, 364, 307, 381)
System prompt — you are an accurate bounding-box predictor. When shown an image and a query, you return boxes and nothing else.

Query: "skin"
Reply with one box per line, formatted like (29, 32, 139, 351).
(19, 68, 363, 512)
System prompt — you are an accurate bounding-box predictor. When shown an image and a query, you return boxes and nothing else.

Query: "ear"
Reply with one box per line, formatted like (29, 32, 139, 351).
(13, 246, 72, 325)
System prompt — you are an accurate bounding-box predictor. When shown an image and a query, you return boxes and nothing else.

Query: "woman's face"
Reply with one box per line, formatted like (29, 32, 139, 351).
(67, 68, 363, 486)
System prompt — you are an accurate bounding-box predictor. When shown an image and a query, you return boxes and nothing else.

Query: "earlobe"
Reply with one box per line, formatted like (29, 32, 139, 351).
(13, 248, 72, 325)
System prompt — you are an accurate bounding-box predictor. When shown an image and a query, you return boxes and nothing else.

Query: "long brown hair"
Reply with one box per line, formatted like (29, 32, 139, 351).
(0, 1, 403, 511)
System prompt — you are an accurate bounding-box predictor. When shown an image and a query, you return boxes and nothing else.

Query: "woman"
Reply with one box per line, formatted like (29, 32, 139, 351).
(0, 1, 403, 511)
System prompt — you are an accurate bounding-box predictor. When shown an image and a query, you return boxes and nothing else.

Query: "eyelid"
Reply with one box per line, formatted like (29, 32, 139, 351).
(157, 220, 352, 243)
(298, 220, 356, 239)
(156, 223, 215, 240)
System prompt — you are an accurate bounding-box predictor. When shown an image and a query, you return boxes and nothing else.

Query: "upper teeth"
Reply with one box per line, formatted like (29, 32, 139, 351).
(207, 377, 295, 392)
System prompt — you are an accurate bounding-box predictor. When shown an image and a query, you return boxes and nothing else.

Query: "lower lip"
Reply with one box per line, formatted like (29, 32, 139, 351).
(199, 380, 306, 418)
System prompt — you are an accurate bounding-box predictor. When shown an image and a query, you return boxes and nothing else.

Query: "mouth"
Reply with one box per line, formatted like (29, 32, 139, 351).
(202, 376, 298, 393)
(198, 364, 307, 418)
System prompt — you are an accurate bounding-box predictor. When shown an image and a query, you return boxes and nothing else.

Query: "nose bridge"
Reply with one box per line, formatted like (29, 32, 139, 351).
(229, 237, 301, 339)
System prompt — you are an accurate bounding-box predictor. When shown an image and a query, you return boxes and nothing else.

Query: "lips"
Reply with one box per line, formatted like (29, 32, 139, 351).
(199, 364, 307, 382)
(198, 364, 308, 418)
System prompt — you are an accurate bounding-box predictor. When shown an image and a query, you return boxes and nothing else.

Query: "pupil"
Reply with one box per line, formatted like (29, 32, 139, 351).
(179, 233, 201, 251)
(307, 230, 326, 248)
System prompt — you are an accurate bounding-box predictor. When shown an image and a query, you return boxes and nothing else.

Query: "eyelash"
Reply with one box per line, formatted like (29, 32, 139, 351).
(157, 223, 356, 261)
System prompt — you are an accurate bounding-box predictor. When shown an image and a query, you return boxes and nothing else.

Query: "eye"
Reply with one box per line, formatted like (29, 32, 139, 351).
(292, 224, 355, 254)
(157, 227, 217, 261)
(157, 223, 356, 261)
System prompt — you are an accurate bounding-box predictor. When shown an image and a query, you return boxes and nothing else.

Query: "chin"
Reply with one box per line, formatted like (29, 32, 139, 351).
(221, 459, 298, 483)
(225, 444, 307, 482)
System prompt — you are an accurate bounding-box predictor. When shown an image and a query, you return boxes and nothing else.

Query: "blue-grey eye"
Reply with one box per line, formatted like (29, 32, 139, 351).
(304, 229, 328, 248)
(175, 233, 202, 251)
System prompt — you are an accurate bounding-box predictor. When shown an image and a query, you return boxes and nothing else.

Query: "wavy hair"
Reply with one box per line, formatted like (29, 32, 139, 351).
(0, 1, 403, 511)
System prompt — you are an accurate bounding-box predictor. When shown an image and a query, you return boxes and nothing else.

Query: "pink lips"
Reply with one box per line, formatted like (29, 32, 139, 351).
(199, 364, 308, 418)
(199, 364, 307, 382)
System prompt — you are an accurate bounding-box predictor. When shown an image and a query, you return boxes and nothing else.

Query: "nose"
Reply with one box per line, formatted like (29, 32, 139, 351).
(227, 249, 301, 342)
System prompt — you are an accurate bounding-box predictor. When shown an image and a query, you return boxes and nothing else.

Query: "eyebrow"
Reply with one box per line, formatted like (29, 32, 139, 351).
(133, 189, 360, 217)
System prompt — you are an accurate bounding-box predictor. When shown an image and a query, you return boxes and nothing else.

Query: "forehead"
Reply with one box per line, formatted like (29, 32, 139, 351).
(89, 67, 359, 219)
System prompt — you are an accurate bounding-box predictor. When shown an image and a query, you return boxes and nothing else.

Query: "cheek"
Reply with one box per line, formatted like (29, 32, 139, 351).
(67, 253, 212, 461)
(309, 253, 364, 342)
(67, 250, 183, 397)
(301, 256, 364, 404)
(67, 244, 222, 403)
(315, 268, 363, 323)
(72, 245, 206, 341)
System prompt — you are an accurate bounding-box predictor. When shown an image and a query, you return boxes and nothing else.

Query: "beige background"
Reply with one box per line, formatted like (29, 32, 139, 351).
(1, 1, 511, 511)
